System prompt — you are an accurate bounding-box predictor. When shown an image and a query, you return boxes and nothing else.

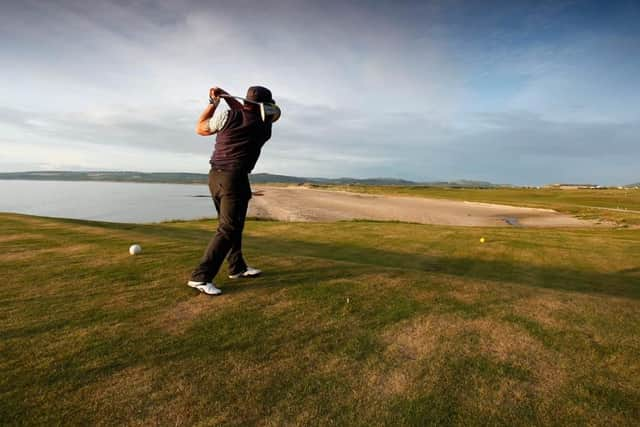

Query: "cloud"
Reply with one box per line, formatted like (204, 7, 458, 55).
(3, 99, 637, 185)
(0, 0, 639, 184)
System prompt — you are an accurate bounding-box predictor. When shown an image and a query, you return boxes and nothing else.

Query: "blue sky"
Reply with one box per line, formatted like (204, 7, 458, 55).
(1, 0, 638, 185)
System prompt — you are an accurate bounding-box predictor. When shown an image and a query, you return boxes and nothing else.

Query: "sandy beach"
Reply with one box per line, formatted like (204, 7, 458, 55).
(248, 185, 596, 227)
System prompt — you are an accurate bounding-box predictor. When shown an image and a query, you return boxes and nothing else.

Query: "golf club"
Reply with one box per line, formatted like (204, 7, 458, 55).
(219, 94, 281, 123)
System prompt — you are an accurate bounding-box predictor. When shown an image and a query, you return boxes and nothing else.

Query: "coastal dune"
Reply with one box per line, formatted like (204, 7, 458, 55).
(248, 185, 595, 227)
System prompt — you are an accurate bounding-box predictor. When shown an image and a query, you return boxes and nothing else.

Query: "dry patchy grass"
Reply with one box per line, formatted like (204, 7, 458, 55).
(1, 213, 639, 425)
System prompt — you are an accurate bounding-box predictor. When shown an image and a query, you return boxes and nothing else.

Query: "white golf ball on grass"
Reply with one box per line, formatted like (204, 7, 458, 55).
(129, 244, 142, 255)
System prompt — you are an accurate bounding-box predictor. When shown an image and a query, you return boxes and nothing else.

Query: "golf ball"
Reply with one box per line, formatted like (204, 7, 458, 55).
(480, 237, 485, 243)
(129, 244, 142, 255)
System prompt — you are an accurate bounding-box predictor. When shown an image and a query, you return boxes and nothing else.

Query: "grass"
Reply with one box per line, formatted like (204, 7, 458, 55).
(308, 185, 640, 226)
(1, 212, 639, 426)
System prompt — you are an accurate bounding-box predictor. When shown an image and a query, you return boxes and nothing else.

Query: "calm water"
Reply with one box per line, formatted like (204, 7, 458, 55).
(0, 180, 217, 223)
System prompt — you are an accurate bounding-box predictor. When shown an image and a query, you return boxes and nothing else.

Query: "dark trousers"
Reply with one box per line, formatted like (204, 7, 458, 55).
(191, 169, 251, 282)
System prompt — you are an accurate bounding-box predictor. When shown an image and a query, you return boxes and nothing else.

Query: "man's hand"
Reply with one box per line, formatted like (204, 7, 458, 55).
(210, 87, 228, 100)
(211, 86, 243, 110)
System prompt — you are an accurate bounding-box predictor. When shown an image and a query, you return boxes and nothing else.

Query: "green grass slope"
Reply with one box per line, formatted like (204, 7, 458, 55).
(1, 213, 639, 425)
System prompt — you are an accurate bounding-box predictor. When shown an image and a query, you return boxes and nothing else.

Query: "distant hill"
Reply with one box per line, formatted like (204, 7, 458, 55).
(0, 171, 208, 184)
(0, 171, 501, 188)
(249, 173, 419, 186)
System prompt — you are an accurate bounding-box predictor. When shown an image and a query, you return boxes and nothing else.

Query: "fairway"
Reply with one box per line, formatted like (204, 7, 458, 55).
(1, 213, 639, 425)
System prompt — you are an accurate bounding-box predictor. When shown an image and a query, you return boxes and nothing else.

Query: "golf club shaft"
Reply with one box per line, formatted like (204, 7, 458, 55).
(217, 94, 280, 123)
(219, 94, 261, 105)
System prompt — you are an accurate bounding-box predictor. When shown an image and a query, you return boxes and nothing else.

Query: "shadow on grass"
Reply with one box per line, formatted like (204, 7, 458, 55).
(10, 214, 639, 300)
(239, 235, 639, 300)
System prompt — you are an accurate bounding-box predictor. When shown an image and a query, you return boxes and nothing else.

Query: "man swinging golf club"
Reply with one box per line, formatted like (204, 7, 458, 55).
(187, 85, 281, 295)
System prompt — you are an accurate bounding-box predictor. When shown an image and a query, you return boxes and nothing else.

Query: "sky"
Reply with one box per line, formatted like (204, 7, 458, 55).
(1, 0, 639, 185)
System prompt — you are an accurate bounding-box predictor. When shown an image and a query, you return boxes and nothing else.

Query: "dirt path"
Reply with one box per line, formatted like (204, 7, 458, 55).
(247, 186, 598, 227)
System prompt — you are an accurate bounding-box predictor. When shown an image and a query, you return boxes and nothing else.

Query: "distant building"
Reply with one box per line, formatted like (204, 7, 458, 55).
(545, 183, 600, 190)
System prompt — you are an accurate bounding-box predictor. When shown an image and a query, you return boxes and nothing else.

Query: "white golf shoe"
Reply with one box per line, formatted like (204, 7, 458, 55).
(228, 267, 262, 279)
(187, 281, 222, 295)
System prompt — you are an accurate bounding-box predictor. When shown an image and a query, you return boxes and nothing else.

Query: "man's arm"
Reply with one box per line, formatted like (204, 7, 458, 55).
(195, 100, 219, 136)
(196, 87, 230, 136)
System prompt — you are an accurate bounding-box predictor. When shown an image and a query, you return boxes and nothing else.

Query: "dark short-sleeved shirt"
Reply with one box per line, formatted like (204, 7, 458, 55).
(209, 109, 272, 173)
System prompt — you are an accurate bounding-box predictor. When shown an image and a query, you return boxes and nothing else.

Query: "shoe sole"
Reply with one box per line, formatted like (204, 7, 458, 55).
(188, 281, 222, 295)
(187, 281, 204, 288)
(196, 287, 222, 296)
(228, 272, 262, 279)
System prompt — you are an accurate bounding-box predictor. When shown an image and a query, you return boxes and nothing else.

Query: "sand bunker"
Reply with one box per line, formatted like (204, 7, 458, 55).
(247, 186, 596, 227)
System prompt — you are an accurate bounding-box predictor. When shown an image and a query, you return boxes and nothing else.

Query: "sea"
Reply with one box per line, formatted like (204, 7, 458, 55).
(0, 180, 216, 223)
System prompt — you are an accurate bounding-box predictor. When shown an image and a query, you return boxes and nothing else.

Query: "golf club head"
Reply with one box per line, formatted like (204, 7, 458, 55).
(260, 103, 281, 123)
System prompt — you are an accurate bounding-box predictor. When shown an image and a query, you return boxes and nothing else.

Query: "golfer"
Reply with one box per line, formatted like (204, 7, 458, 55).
(187, 85, 280, 295)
